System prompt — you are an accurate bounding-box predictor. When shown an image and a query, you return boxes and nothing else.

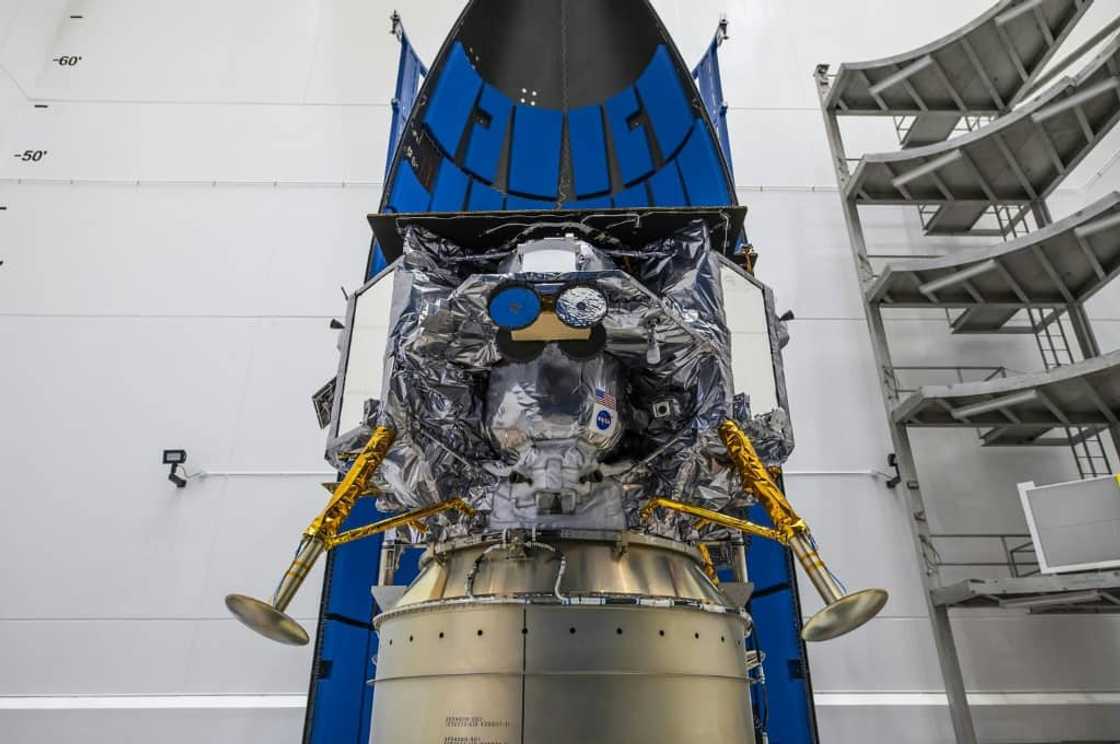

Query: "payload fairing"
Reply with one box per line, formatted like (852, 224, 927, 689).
(225, 2, 887, 742)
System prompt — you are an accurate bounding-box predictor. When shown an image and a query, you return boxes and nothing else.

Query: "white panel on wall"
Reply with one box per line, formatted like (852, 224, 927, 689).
(0, 184, 374, 317)
(789, 474, 933, 621)
(0, 315, 335, 618)
(818, 699, 1120, 744)
(779, 318, 894, 473)
(736, 190, 868, 320)
(303, 0, 466, 104)
(0, 617, 317, 696)
(0, 102, 390, 182)
(728, 109, 842, 188)
(715, 0, 999, 110)
(4, 707, 306, 744)
(0, 1, 70, 90)
(32, 0, 321, 103)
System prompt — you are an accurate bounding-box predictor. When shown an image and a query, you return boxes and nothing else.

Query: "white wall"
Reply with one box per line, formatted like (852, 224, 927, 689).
(2, 1, 1119, 743)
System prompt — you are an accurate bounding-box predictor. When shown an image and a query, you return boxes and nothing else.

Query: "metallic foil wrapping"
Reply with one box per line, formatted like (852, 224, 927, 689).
(330, 221, 793, 537)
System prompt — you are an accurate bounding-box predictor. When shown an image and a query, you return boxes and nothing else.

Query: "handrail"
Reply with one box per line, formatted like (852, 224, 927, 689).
(929, 533, 1039, 578)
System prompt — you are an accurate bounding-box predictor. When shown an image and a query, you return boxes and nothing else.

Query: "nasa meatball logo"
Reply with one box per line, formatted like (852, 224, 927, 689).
(596, 409, 613, 431)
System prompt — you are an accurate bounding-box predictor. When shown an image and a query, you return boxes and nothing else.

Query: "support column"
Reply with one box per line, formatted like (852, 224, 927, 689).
(815, 68, 979, 744)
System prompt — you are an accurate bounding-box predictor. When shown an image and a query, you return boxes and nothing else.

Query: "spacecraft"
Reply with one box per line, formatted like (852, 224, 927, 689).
(225, 2, 887, 742)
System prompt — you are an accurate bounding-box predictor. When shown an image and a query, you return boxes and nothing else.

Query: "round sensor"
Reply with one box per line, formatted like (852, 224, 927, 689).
(488, 284, 542, 330)
(555, 285, 608, 329)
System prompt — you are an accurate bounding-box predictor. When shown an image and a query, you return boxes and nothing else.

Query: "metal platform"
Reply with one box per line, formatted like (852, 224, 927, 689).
(819, 4, 1120, 741)
(933, 569, 1120, 611)
(892, 349, 1120, 445)
(844, 37, 1120, 236)
(868, 191, 1120, 333)
(822, 0, 1091, 146)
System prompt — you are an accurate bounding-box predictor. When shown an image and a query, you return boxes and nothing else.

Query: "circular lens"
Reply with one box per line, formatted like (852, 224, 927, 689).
(555, 285, 608, 328)
(488, 284, 542, 330)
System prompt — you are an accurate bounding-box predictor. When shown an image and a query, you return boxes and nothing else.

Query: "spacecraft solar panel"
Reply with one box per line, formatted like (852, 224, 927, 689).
(335, 270, 397, 437)
(720, 257, 780, 414)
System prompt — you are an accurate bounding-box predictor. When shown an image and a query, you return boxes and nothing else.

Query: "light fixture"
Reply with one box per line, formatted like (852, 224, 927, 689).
(163, 449, 188, 488)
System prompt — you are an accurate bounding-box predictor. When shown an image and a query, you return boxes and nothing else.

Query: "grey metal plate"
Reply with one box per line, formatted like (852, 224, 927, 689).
(932, 569, 1120, 610)
(869, 191, 1120, 332)
(892, 348, 1120, 444)
(824, 0, 1090, 116)
(371, 602, 756, 744)
(376, 605, 526, 680)
(371, 675, 524, 744)
(845, 37, 1120, 236)
(902, 113, 968, 148)
(524, 604, 749, 679)
(392, 536, 726, 609)
(523, 674, 754, 743)
(949, 305, 1023, 333)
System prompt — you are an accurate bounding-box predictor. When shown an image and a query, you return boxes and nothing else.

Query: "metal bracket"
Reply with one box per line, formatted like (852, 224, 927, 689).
(613, 531, 630, 559)
(716, 15, 730, 45)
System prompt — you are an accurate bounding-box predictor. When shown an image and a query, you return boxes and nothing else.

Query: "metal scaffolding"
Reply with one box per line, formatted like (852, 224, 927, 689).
(816, 1, 1120, 741)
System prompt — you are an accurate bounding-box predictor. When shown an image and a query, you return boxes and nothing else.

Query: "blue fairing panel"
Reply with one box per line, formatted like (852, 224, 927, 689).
(506, 194, 555, 210)
(605, 86, 655, 186)
(564, 195, 612, 209)
(614, 182, 650, 208)
(386, 159, 430, 213)
(508, 104, 563, 199)
(636, 45, 694, 159)
(424, 42, 483, 156)
(747, 503, 819, 744)
(304, 499, 386, 744)
(468, 180, 505, 211)
(385, 28, 427, 180)
(306, 619, 376, 743)
(649, 161, 687, 205)
(431, 159, 470, 212)
(692, 35, 735, 177)
(368, 249, 388, 277)
(678, 120, 731, 206)
(465, 84, 514, 183)
(568, 104, 611, 198)
(387, 39, 736, 233)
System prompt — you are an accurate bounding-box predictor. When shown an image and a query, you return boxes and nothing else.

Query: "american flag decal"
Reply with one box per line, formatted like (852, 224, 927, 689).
(594, 388, 616, 410)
